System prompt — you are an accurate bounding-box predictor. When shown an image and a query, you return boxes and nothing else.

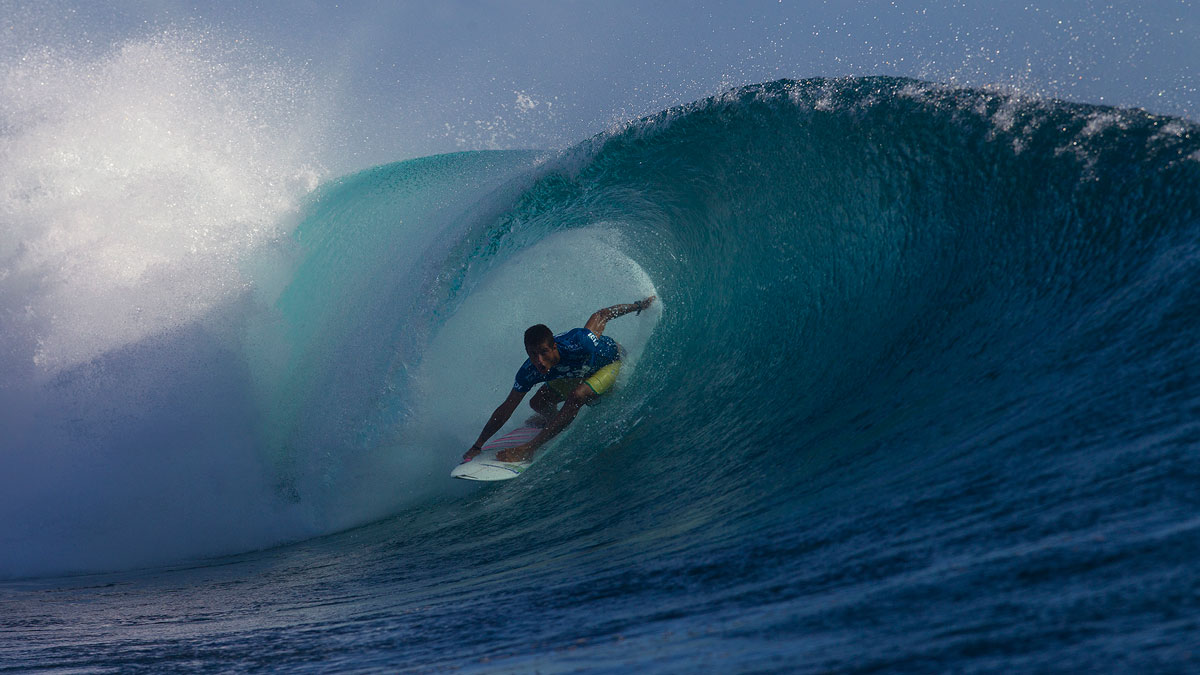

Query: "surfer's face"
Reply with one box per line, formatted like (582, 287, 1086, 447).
(527, 340, 560, 374)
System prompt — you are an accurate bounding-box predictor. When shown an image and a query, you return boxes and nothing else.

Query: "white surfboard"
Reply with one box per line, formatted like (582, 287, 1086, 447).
(451, 425, 542, 481)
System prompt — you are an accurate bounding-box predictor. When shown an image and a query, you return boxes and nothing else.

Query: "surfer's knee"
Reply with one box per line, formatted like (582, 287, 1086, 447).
(530, 385, 562, 413)
(566, 384, 595, 407)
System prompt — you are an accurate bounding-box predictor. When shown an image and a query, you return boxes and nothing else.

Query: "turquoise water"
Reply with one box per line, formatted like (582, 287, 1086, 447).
(3, 77, 1199, 671)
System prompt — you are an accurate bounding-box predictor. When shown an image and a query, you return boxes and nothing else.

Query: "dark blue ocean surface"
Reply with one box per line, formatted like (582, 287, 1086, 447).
(3, 77, 1199, 672)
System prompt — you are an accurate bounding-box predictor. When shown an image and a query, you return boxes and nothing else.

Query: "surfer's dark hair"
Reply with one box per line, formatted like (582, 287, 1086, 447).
(524, 324, 554, 350)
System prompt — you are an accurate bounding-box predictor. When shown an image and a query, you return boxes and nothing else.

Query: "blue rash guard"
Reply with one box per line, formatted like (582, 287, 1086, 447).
(513, 328, 621, 393)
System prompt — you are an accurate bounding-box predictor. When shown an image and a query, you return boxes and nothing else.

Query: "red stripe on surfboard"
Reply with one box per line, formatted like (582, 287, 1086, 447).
(482, 426, 540, 450)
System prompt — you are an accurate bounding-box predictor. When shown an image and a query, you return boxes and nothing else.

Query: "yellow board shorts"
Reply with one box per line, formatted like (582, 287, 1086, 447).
(547, 359, 621, 401)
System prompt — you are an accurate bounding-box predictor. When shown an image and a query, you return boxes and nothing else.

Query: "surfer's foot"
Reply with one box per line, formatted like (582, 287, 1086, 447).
(524, 414, 550, 429)
(496, 445, 534, 463)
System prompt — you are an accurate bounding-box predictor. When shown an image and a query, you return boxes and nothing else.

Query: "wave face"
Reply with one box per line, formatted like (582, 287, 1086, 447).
(4, 77, 1199, 671)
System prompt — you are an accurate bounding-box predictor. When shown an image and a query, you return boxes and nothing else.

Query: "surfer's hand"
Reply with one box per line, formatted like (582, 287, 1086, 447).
(635, 295, 656, 314)
(462, 444, 482, 463)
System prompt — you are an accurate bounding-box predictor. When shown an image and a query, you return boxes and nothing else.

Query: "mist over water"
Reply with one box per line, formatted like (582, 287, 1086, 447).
(1, 32, 324, 369)
(0, 31, 330, 575)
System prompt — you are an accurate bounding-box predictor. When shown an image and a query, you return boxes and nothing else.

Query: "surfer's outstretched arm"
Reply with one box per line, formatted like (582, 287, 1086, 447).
(585, 295, 656, 336)
(464, 389, 526, 461)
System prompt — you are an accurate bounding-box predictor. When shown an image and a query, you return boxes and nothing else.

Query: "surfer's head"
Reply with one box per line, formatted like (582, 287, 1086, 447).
(524, 324, 559, 374)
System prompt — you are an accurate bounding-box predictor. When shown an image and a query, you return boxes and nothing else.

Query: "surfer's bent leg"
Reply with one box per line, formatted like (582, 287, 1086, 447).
(530, 384, 565, 418)
(534, 384, 595, 442)
(502, 379, 604, 461)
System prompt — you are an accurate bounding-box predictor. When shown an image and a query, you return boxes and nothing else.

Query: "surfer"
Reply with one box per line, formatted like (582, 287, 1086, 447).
(463, 295, 657, 464)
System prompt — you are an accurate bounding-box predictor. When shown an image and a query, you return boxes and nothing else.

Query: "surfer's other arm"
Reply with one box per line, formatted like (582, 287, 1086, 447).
(585, 295, 656, 336)
(464, 389, 525, 462)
